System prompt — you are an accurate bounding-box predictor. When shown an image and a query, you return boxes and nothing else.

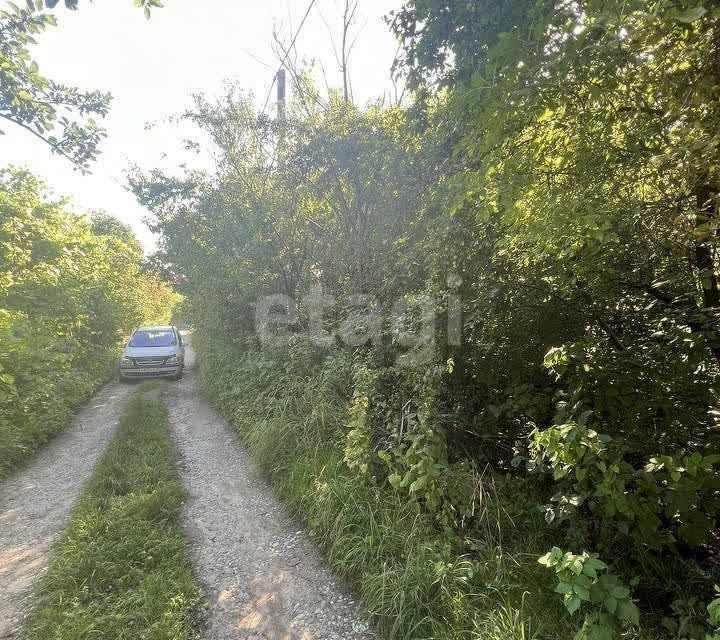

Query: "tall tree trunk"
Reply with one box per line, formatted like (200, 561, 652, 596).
(694, 184, 720, 361)
(695, 185, 720, 308)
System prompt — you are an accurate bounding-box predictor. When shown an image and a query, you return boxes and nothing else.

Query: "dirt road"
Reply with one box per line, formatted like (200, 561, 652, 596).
(0, 381, 134, 639)
(0, 339, 373, 640)
(164, 340, 373, 640)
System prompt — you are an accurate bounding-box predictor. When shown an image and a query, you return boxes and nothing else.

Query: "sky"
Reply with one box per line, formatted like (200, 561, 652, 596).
(0, 0, 404, 251)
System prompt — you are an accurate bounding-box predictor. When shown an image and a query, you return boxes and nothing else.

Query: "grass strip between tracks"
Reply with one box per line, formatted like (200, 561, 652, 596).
(24, 381, 200, 640)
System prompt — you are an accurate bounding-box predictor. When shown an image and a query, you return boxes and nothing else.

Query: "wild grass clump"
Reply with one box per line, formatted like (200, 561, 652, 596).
(24, 389, 200, 640)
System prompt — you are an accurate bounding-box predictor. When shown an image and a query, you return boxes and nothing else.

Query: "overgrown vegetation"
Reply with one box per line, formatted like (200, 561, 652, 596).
(129, 0, 720, 638)
(0, 169, 179, 478)
(196, 334, 575, 639)
(24, 386, 199, 640)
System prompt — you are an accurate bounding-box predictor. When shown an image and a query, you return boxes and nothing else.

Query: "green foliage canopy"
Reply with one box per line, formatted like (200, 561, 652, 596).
(0, 168, 178, 476)
(133, 0, 720, 636)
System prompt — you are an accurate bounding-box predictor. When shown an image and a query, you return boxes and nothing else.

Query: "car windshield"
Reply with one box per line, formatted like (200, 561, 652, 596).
(129, 329, 176, 348)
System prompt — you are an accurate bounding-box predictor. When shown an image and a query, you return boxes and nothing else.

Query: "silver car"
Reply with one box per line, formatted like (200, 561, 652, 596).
(119, 325, 185, 382)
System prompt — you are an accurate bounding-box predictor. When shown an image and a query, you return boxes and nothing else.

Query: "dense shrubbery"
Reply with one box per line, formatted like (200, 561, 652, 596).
(195, 333, 574, 640)
(0, 169, 178, 477)
(134, 1, 720, 637)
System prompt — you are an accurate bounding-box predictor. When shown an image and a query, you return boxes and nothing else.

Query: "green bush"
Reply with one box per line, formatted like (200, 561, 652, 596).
(195, 334, 580, 640)
(530, 416, 720, 548)
(0, 169, 178, 477)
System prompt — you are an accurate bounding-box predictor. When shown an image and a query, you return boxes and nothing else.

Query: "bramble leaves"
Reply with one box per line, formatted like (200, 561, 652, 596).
(531, 414, 720, 549)
(539, 548, 639, 638)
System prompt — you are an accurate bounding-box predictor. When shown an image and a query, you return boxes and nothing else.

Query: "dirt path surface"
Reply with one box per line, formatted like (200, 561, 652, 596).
(0, 381, 133, 639)
(165, 341, 374, 640)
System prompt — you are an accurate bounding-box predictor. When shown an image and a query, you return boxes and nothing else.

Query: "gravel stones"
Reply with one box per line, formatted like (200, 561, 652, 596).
(164, 343, 374, 640)
(0, 381, 133, 639)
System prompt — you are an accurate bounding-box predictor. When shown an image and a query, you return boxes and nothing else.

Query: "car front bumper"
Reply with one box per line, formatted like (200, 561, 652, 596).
(119, 365, 181, 379)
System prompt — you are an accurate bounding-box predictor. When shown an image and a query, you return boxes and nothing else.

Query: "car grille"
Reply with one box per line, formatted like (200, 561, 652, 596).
(133, 356, 168, 367)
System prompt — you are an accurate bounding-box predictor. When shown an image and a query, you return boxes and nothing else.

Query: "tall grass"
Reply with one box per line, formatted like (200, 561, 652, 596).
(195, 335, 579, 640)
(24, 387, 200, 640)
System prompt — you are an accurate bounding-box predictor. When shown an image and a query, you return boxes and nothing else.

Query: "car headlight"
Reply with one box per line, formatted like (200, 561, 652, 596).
(120, 356, 133, 366)
(166, 354, 179, 365)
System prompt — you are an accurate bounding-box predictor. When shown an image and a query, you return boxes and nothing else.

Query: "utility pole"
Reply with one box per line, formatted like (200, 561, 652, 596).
(277, 68, 286, 123)
(276, 68, 286, 165)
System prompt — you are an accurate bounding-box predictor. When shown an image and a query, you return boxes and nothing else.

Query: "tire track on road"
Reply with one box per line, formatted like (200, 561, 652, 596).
(166, 343, 373, 640)
(0, 381, 133, 639)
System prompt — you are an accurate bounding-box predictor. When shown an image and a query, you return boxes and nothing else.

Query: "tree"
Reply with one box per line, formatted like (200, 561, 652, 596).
(89, 211, 143, 258)
(129, 2, 720, 634)
(0, 167, 179, 475)
(44, 0, 164, 19)
(389, 0, 543, 92)
(0, 0, 164, 171)
(0, 3, 110, 170)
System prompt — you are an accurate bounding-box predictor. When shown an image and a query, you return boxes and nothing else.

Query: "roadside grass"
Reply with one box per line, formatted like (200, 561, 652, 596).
(24, 387, 200, 640)
(137, 378, 163, 392)
(196, 336, 580, 640)
(0, 349, 116, 480)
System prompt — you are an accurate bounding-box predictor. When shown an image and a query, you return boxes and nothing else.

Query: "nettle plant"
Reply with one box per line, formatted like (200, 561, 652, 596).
(539, 547, 639, 640)
(344, 357, 476, 528)
(380, 363, 450, 513)
(529, 410, 720, 548)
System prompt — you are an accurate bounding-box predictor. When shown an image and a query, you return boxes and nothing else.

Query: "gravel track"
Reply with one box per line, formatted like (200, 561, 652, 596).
(165, 340, 374, 640)
(0, 381, 133, 639)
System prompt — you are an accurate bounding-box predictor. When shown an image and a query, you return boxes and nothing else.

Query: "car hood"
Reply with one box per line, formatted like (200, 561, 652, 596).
(123, 346, 178, 358)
